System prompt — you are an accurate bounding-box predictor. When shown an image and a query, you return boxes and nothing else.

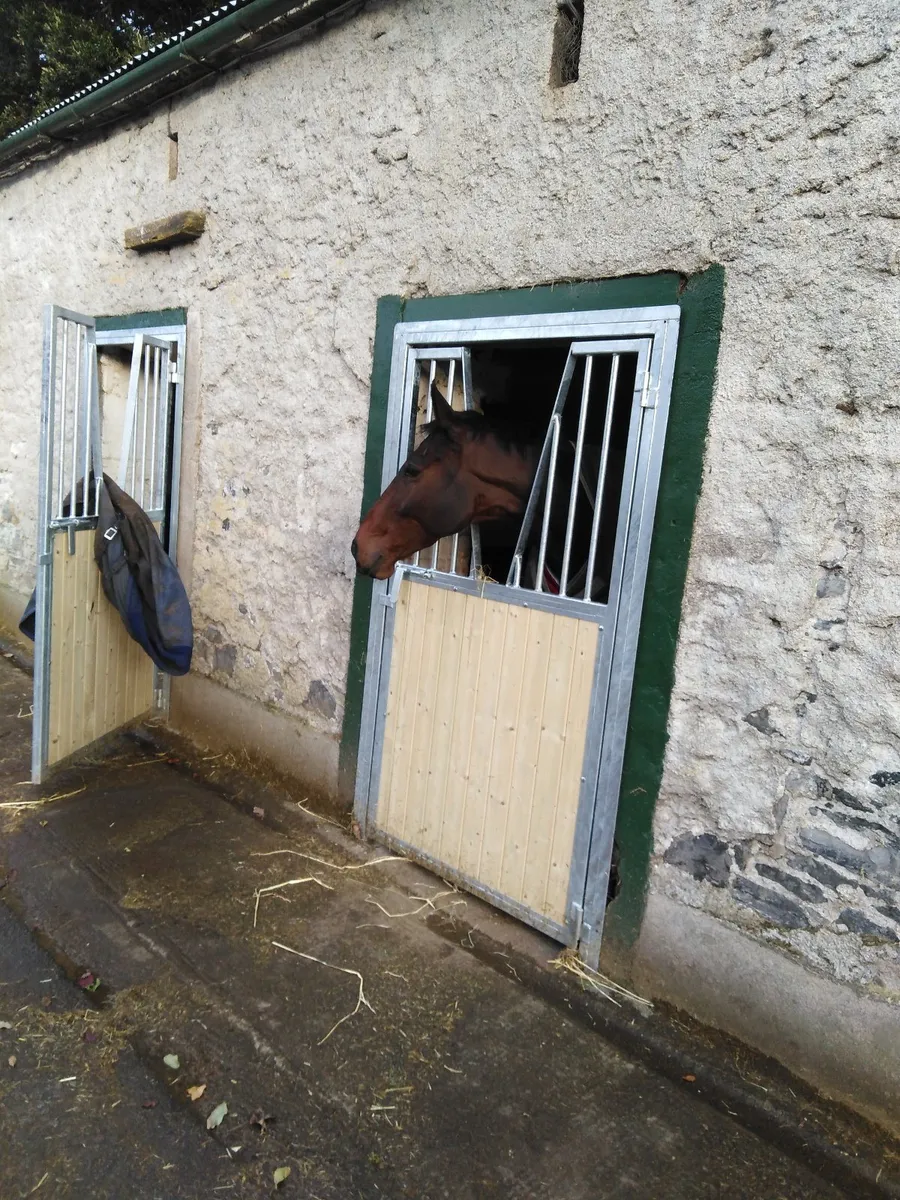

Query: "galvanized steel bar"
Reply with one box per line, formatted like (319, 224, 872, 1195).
(426, 359, 438, 570)
(119, 334, 143, 489)
(460, 347, 482, 578)
(81, 336, 93, 516)
(447, 358, 460, 573)
(141, 343, 150, 507)
(32, 307, 59, 781)
(558, 355, 594, 596)
(150, 346, 160, 507)
(507, 350, 576, 588)
(583, 355, 620, 601)
(70, 324, 82, 521)
(534, 414, 562, 593)
(56, 321, 69, 519)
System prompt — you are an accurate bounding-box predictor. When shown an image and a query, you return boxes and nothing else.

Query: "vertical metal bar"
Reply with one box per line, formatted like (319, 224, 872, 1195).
(534, 415, 561, 592)
(425, 359, 436, 424)
(583, 355, 620, 601)
(447, 358, 459, 572)
(32, 306, 59, 782)
(81, 336, 93, 516)
(89, 335, 103, 516)
(56, 322, 69, 519)
(120, 334, 143, 490)
(70, 324, 81, 517)
(150, 346, 160, 508)
(140, 343, 150, 507)
(507, 350, 577, 588)
(411, 360, 426, 569)
(559, 355, 594, 595)
(159, 341, 180, 560)
(461, 348, 482, 578)
(427, 359, 438, 570)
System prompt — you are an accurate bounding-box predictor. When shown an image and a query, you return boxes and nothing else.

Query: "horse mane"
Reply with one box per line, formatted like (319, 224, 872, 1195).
(421, 406, 539, 456)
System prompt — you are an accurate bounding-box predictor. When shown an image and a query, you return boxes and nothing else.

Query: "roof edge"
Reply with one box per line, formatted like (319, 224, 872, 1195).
(0, 0, 361, 177)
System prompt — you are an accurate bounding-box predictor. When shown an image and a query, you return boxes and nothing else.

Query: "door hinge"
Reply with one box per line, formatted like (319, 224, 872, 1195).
(168, 360, 183, 385)
(569, 902, 584, 943)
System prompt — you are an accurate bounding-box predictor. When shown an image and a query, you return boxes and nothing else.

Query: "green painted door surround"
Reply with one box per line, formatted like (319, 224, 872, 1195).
(340, 268, 725, 955)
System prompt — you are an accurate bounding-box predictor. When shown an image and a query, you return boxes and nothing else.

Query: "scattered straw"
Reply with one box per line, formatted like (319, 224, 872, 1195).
(296, 800, 345, 830)
(549, 949, 653, 1009)
(26, 1173, 50, 1196)
(251, 850, 405, 872)
(252, 876, 333, 928)
(364, 889, 459, 919)
(272, 941, 374, 1045)
(0, 785, 86, 810)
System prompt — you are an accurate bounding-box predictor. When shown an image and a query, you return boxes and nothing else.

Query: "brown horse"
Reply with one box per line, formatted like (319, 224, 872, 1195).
(352, 384, 538, 579)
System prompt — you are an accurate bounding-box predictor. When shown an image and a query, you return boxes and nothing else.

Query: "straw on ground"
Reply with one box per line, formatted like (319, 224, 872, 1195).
(251, 849, 405, 872)
(549, 949, 653, 1009)
(252, 875, 334, 928)
(272, 940, 374, 1045)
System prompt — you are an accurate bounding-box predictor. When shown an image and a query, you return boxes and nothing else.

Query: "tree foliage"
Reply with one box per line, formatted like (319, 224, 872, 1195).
(0, 2, 212, 139)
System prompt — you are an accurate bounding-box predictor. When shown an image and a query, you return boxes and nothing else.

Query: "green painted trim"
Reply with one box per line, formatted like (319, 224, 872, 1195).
(403, 275, 684, 322)
(604, 265, 725, 950)
(338, 295, 405, 804)
(339, 269, 726, 952)
(96, 308, 186, 331)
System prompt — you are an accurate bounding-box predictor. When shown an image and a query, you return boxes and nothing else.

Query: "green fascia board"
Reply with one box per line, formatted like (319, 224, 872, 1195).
(0, 0, 354, 171)
(339, 268, 726, 953)
(96, 308, 187, 331)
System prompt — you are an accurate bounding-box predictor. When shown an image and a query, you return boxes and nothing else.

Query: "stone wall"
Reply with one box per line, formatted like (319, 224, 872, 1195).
(0, 0, 897, 1027)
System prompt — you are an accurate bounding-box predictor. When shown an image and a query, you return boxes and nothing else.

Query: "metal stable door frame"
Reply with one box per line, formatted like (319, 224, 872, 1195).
(354, 306, 680, 961)
(32, 308, 186, 783)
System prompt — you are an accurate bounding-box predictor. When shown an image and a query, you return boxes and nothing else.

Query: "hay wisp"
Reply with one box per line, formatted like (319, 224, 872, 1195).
(252, 875, 333, 928)
(549, 950, 653, 1009)
(251, 849, 405, 872)
(272, 940, 374, 1045)
(364, 889, 460, 919)
(0, 784, 86, 810)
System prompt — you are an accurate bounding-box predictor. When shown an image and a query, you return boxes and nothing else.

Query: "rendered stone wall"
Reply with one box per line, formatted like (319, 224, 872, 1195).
(0, 0, 897, 996)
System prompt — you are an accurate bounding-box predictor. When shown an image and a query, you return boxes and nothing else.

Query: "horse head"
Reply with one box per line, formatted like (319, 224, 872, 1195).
(352, 384, 536, 579)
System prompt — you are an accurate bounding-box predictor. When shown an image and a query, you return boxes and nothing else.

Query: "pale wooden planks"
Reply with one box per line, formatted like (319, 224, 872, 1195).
(47, 529, 154, 766)
(376, 583, 599, 927)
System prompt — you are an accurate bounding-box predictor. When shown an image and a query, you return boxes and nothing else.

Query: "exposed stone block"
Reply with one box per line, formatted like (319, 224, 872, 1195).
(663, 833, 731, 887)
(754, 862, 825, 904)
(124, 210, 206, 251)
(733, 877, 811, 929)
(837, 908, 898, 942)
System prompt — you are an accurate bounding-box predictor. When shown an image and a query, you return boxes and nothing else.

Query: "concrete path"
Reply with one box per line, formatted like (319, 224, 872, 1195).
(0, 652, 897, 1200)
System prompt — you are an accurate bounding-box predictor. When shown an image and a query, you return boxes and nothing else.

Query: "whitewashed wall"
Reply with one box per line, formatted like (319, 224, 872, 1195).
(1, 0, 898, 1054)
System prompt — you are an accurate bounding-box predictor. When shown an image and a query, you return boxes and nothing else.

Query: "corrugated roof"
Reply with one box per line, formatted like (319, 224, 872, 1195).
(5, 1, 258, 142)
(0, 0, 361, 174)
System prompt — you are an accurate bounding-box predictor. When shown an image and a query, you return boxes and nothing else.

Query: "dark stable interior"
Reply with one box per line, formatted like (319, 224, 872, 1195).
(467, 339, 639, 600)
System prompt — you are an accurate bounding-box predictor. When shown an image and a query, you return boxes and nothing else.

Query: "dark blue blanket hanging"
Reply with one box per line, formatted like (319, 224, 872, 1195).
(94, 474, 193, 676)
(21, 475, 193, 678)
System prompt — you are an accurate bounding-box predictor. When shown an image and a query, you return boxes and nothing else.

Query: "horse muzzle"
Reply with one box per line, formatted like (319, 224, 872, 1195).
(351, 538, 392, 579)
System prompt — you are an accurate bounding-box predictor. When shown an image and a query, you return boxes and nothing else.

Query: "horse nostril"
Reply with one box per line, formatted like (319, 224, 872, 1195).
(351, 538, 359, 559)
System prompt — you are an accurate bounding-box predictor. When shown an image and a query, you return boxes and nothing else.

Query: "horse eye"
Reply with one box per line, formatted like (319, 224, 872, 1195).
(402, 463, 421, 478)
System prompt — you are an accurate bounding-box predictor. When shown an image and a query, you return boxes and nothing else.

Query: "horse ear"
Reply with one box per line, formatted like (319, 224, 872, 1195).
(430, 382, 454, 427)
